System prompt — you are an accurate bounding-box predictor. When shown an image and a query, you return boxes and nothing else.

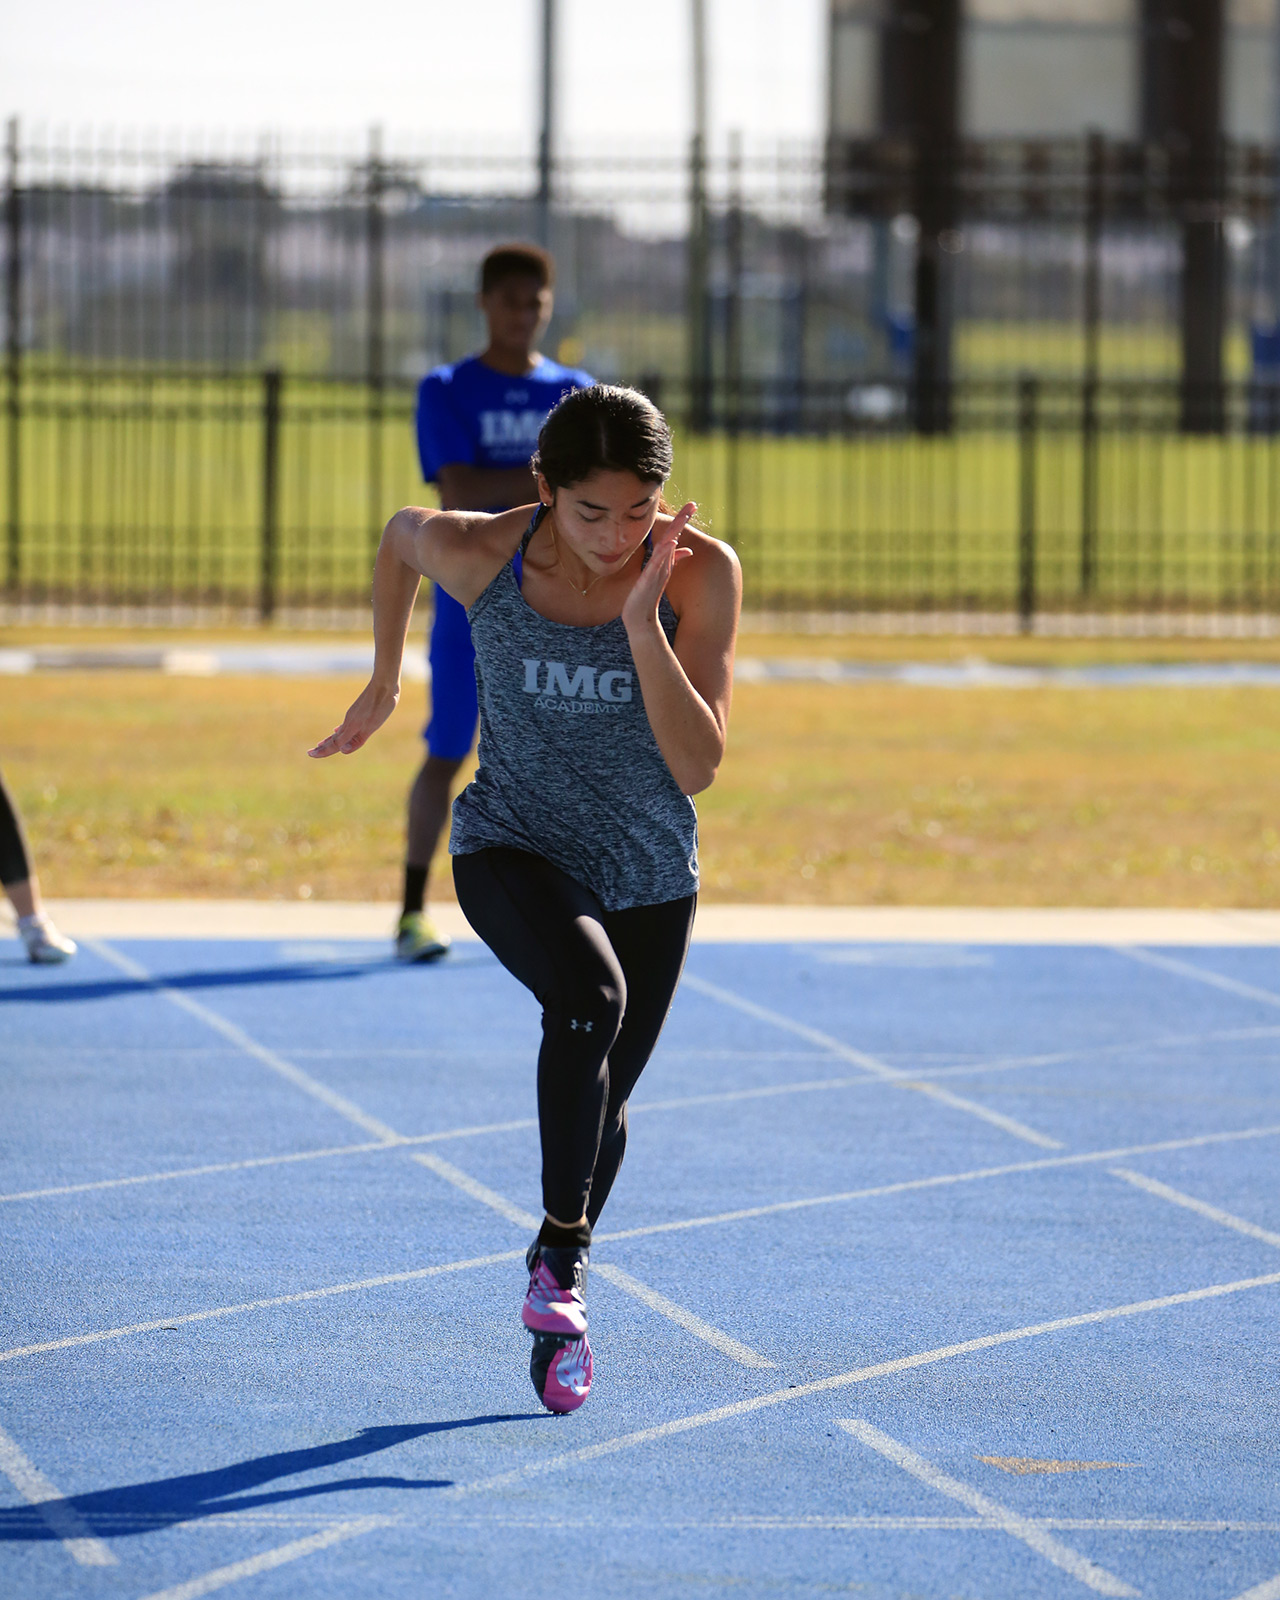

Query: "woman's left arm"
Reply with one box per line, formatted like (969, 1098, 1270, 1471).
(622, 507, 742, 795)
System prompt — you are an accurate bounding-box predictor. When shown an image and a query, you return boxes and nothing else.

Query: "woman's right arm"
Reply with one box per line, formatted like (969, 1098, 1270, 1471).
(308, 504, 526, 759)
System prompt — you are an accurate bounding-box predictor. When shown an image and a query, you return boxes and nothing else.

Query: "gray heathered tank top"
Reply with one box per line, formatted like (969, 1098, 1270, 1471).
(448, 511, 699, 910)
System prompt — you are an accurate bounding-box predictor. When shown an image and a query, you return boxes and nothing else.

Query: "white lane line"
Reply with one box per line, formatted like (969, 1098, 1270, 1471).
(10, 1123, 1280, 1368)
(410, 1150, 775, 1367)
(0, 1140, 399, 1204)
(15, 1015, 1276, 1208)
(0, 1121, 538, 1206)
(835, 1417, 1138, 1597)
(593, 1262, 775, 1368)
(594, 1122, 1280, 1244)
(46, 953, 786, 1375)
(681, 974, 903, 1077)
(408, 1151, 540, 1229)
(0, 1249, 524, 1365)
(20, 1505, 1280, 1535)
(451, 1266, 1280, 1498)
(1114, 946, 1280, 1011)
(1109, 1168, 1280, 1249)
(683, 972, 1062, 1149)
(87, 939, 402, 1141)
(1230, 1575, 1280, 1600)
(905, 1081, 1065, 1149)
(133, 1515, 392, 1600)
(0, 1420, 118, 1567)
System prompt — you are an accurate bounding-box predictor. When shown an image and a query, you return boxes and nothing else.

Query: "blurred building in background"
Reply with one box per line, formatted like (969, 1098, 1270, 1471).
(827, 0, 1279, 428)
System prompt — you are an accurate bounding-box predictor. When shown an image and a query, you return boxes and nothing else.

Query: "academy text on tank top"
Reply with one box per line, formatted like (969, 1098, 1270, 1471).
(448, 508, 699, 910)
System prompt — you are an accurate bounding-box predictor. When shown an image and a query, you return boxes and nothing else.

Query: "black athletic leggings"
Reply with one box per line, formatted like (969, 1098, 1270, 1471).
(453, 847, 695, 1228)
(0, 769, 33, 888)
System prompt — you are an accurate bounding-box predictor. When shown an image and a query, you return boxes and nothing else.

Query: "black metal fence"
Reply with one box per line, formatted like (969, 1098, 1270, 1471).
(7, 123, 1280, 627)
(7, 365, 1280, 627)
(5, 121, 1280, 391)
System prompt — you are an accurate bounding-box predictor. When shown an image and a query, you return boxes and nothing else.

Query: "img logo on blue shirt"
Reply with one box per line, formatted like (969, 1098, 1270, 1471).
(416, 356, 595, 487)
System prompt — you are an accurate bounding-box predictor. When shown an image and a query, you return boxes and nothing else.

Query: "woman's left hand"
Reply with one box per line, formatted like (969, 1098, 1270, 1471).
(621, 502, 696, 634)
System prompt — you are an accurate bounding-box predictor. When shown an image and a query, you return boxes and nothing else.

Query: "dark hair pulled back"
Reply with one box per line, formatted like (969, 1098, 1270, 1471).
(532, 385, 673, 495)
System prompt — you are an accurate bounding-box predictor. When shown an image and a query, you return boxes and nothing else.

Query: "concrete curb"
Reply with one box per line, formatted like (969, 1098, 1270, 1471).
(17, 899, 1280, 945)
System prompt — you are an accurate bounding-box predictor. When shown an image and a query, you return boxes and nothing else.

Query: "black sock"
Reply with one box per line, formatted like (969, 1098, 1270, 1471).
(403, 864, 428, 917)
(538, 1216, 592, 1252)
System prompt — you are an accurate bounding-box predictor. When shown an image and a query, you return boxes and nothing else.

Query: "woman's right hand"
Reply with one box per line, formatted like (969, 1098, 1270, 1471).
(308, 678, 400, 758)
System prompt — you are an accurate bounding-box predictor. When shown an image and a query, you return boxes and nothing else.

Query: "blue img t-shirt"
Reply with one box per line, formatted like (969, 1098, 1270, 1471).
(415, 354, 595, 510)
(414, 353, 595, 757)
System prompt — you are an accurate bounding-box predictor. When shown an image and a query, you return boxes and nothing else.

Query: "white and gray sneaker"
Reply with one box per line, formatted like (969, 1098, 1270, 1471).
(18, 915, 77, 964)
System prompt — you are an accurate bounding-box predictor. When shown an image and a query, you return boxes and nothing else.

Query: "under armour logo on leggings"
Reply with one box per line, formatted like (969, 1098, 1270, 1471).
(570, 1019, 593, 1033)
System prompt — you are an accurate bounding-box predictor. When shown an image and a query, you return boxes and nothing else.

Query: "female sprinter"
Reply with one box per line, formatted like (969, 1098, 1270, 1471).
(310, 385, 740, 1413)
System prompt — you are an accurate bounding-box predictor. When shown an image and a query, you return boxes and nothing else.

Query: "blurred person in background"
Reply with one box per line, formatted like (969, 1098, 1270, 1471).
(1, 768, 76, 963)
(396, 243, 594, 962)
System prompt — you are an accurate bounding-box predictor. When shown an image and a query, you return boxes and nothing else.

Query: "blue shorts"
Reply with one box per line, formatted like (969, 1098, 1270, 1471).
(423, 584, 478, 760)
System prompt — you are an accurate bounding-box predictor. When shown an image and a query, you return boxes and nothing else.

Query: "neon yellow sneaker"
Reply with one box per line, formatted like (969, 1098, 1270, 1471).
(395, 910, 451, 963)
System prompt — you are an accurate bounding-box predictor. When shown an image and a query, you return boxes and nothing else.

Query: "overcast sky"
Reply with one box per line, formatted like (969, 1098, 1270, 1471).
(2, 0, 827, 149)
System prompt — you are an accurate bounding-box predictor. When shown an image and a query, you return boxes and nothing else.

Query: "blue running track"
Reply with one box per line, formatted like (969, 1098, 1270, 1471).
(2, 932, 1279, 1599)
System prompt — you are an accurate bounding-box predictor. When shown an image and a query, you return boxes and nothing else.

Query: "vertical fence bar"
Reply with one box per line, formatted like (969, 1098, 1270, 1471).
(5, 117, 20, 604)
(687, 0, 711, 432)
(1018, 374, 1038, 633)
(725, 131, 744, 551)
(686, 133, 711, 432)
(1080, 128, 1103, 596)
(260, 367, 282, 623)
(536, 0, 556, 248)
(366, 126, 385, 561)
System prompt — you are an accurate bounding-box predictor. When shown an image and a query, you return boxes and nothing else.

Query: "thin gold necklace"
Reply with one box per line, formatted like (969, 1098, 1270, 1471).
(548, 514, 640, 597)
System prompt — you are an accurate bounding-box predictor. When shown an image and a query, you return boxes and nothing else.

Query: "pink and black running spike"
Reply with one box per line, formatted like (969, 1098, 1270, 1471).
(530, 1333, 592, 1413)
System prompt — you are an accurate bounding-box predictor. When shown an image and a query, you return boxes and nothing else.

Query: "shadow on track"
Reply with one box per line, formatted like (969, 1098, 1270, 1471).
(0, 950, 496, 1005)
(0, 1417, 541, 1541)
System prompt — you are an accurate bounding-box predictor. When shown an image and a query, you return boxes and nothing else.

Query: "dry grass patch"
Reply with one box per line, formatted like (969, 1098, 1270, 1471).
(3, 672, 1279, 906)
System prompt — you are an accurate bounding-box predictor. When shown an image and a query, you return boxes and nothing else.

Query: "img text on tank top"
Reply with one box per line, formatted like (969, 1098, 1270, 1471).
(448, 515, 699, 912)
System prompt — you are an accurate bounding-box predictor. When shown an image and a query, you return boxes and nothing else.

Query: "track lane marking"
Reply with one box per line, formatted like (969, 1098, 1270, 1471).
(23, 953, 779, 1373)
(13, 1017, 1277, 1207)
(0, 1420, 118, 1566)
(836, 1417, 1138, 1596)
(449, 1267, 1280, 1497)
(0, 1250, 524, 1364)
(592, 1263, 776, 1368)
(5, 1504, 1276, 1534)
(133, 1515, 392, 1600)
(683, 972, 1063, 1148)
(593, 1121, 1280, 1242)
(9, 1122, 1280, 1366)
(410, 1152, 775, 1368)
(1230, 1575, 1280, 1600)
(86, 940, 402, 1141)
(1113, 946, 1280, 1010)
(1109, 1168, 1280, 1249)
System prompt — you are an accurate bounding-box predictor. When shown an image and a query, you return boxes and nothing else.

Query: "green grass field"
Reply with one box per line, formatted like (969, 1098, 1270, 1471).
(10, 363, 1280, 617)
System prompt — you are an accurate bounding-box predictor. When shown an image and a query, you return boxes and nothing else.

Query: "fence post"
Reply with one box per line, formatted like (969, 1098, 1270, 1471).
(260, 367, 282, 624)
(1080, 128, 1102, 596)
(1018, 374, 1038, 634)
(5, 116, 20, 605)
(366, 125, 385, 561)
(725, 130, 744, 548)
(686, 132, 711, 433)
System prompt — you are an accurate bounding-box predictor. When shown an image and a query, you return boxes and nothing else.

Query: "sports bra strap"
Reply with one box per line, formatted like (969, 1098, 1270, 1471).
(520, 503, 549, 556)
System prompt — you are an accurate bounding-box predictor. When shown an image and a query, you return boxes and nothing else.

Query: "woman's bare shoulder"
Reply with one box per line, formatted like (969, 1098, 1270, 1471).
(663, 518, 741, 600)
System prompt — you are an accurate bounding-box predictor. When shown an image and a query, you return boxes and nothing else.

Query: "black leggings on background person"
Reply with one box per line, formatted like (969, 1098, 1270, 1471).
(452, 847, 695, 1228)
(0, 768, 34, 888)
